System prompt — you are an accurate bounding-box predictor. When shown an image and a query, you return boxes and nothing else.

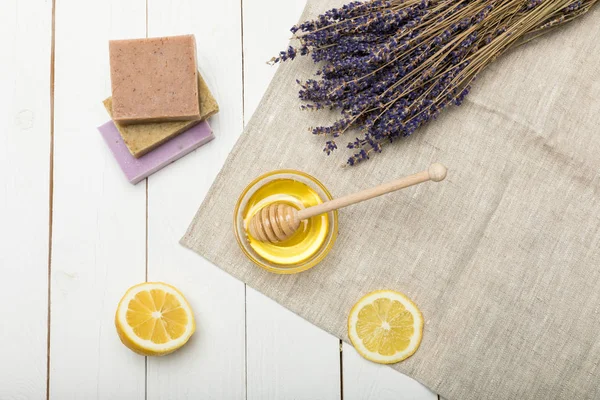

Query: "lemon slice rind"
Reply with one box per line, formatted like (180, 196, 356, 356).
(115, 282, 195, 356)
(348, 290, 423, 364)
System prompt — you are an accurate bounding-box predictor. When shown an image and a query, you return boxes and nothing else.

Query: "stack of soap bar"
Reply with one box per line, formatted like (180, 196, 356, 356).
(101, 34, 219, 184)
(103, 73, 219, 158)
(109, 35, 201, 124)
(98, 120, 214, 184)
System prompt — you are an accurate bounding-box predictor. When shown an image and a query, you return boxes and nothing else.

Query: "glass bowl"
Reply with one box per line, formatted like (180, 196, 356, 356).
(233, 169, 338, 274)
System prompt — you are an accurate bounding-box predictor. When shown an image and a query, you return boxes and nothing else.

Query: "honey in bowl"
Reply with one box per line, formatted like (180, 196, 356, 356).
(236, 164, 446, 273)
(242, 179, 329, 265)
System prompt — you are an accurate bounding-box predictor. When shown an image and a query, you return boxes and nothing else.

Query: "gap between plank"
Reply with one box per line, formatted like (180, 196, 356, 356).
(240, 0, 246, 125)
(240, 1, 248, 399)
(144, 178, 148, 400)
(243, 285, 248, 400)
(46, 0, 57, 398)
(144, 357, 148, 400)
(144, 0, 149, 286)
(145, 178, 148, 282)
(145, 0, 148, 39)
(339, 340, 344, 400)
(145, 3, 149, 399)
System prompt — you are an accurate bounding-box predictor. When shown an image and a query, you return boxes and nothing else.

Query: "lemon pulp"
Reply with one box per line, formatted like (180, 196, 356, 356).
(348, 290, 423, 364)
(126, 288, 188, 343)
(243, 179, 329, 265)
(115, 282, 195, 356)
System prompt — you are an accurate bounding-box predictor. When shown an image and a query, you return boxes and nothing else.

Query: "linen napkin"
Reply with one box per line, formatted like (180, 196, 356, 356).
(182, 1, 600, 398)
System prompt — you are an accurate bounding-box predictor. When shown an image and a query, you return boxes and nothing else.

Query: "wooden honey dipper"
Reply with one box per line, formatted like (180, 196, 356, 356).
(248, 163, 447, 243)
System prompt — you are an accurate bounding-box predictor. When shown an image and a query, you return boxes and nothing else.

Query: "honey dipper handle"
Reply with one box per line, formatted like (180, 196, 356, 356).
(297, 163, 447, 220)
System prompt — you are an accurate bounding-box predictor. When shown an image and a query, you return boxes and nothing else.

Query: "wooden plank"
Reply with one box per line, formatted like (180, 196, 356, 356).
(50, 0, 147, 398)
(246, 288, 341, 400)
(0, 0, 52, 398)
(242, 0, 308, 120)
(243, 1, 341, 399)
(145, 1, 246, 399)
(343, 343, 438, 400)
(243, 1, 438, 398)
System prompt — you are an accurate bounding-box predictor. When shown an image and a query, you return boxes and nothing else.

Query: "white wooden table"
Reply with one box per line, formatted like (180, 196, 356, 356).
(1, 0, 439, 398)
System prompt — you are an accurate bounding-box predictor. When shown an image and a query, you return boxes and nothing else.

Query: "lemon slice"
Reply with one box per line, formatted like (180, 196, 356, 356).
(115, 282, 195, 356)
(348, 290, 423, 364)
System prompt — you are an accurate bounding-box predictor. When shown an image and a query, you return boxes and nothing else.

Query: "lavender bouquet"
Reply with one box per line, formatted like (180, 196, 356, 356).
(272, 0, 597, 165)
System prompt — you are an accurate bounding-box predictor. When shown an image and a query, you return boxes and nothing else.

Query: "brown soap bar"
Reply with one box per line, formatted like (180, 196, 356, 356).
(109, 35, 201, 124)
(103, 73, 219, 158)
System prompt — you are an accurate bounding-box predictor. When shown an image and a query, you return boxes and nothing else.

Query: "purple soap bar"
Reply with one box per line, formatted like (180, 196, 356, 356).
(98, 120, 214, 184)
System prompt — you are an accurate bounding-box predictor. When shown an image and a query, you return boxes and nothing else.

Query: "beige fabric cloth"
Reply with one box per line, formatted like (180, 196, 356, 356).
(182, 1, 600, 399)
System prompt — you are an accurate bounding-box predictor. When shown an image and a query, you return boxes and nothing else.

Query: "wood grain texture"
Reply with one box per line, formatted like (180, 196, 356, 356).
(0, 0, 52, 398)
(0, 0, 442, 398)
(146, 0, 246, 399)
(297, 164, 446, 219)
(246, 288, 341, 400)
(242, 0, 308, 120)
(50, 0, 147, 398)
(243, 1, 342, 399)
(343, 343, 437, 400)
(243, 1, 439, 399)
(250, 164, 447, 243)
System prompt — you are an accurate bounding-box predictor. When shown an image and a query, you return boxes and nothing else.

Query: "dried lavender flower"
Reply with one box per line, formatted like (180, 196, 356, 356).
(274, 0, 598, 165)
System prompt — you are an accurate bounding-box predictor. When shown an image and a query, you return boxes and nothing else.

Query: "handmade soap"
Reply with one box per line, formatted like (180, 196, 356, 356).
(109, 35, 200, 124)
(98, 120, 213, 184)
(103, 73, 219, 158)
